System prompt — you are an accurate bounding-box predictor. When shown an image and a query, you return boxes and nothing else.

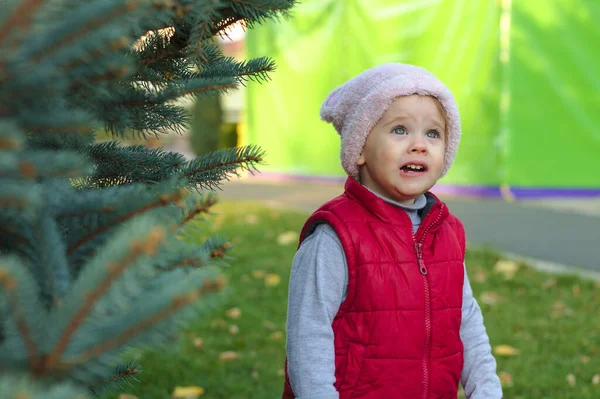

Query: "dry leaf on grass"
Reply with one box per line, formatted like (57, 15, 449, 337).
(251, 270, 266, 279)
(277, 231, 299, 245)
(245, 214, 259, 224)
(592, 374, 600, 385)
(229, 324, 239, 335)
(172, 386, 205, 398)
(494, 260, 519, 280)
(541, 278, 557, 290)
(493, 345, 519, 356)
(566, 374, 576, 387)
(211, 318, 227, 328)
(498, 371, 513, 387)
(264, 273, 281, 287)
(119, 395, 138, 399)
(270, 331, 283, 341)
(474, 270, 487, 283)
(219, 351, 240, 361)
(580, 355, 591, 364)
(551, 301, 574, 318)
(264, 321, 276, 330)
(480, 291, 505, 305)
(572, 284, 581, 297)
(192, 337, 204, 349)
(226, 307, 242, 319)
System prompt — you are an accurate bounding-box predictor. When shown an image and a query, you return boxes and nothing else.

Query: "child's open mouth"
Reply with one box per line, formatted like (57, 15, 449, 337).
(400, 163, 428, 174)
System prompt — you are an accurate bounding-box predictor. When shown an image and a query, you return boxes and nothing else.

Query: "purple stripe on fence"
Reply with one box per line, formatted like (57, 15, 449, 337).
(248, 172, 600, 199)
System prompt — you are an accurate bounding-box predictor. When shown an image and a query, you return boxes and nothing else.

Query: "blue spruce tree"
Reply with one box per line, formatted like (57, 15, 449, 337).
(0, 0, 295, 397)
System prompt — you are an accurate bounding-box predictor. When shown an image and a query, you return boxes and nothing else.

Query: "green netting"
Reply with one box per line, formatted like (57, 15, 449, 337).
(246, 0, 600, 189)
(505, 0, 600, 188)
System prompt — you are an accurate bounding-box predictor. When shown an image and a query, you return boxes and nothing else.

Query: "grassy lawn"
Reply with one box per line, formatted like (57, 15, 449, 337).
(110, 200, 600, 399)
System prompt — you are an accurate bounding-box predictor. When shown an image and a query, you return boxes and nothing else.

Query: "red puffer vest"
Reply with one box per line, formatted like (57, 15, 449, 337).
(282, 177, 466, 399)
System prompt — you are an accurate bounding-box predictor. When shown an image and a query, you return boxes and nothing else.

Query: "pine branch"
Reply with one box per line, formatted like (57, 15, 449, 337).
(75, 141, 187, 187)
(185, 1, 227, 60)
(39, 226, 167, 375)
(124, 80, 237, 107)
(197, 56, 276, 85)
(0, 151, 92, 180)
(0, 179, 44, 213)
(60, 37, 131, 75)
(31, 0, 150, 63)
(231, 0, 293, 11)
(25, 125, 93, 134)
(0, 374, 89, 399)
(61, 278, 224, 367)
(176, 192, 219, 229)
(66, 187, 187, 256)
(25, 130, 96, 151)
(0, 266, 39, 366)
(138, 39, 186, 67)
(90, 360, 141, 397)
(0, 122, 25, 150)
(160, 240, 232, 271)
(183, 145, 265, 188)
(15, 100, 96, 134)
(0, 0, 44, 47)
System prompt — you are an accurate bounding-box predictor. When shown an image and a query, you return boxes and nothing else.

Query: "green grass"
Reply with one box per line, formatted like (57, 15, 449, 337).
(110, 201, 600, 399)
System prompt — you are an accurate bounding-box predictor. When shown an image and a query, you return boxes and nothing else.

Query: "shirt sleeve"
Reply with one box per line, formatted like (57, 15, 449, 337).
(285, 224, 348, 399)
(460, 263, 504, 398)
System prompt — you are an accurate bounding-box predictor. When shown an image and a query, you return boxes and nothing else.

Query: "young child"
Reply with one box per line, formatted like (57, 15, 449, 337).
(282, 64, 503, 399)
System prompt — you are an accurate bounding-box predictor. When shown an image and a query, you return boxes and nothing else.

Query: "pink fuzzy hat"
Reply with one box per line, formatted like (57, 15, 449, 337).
(320, 63, 461, 179)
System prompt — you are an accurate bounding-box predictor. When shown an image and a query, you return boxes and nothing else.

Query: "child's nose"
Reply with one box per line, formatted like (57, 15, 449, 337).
(409, 135, 427, 152)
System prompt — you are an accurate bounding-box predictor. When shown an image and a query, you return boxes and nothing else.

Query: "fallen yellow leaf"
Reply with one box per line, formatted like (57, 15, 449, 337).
(226, 307, 242, 319)
(474, 270, 487, 283)
(498, 371, 513, 387)
(229, 324, 239, 335)
(264, 321, 276, 329)
(119, 395, 138, 399)
(270, 331, 283, 340)
(277, 231, 299, 245)
(219, 351, 239, 361)
(494, 260, 519, 280)
(493, 345, 519, 356)
(566, 373, 576, 387)
(251, 270, 266, 279)
(592, 374, 600, 385)
(541, 278, 557, 290)
(264, 273, 281, 287)
(551, 301, 574, 318)
(480, 291, 505, 305)
(192, 337, 203, 349)
(580, 355, 591, 364)
(172, 386, 205, 399)
(211, 318, 227, 328)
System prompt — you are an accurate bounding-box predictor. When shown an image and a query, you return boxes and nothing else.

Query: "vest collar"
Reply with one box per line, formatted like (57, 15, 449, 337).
(344, 177, 448, 231)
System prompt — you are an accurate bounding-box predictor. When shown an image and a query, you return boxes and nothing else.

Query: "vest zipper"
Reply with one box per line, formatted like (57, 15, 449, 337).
(413, 203, 445, 399)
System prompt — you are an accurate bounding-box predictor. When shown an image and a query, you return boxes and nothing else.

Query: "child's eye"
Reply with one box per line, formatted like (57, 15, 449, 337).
(426, 129, 441, 139)
(391, 126, 407, 135)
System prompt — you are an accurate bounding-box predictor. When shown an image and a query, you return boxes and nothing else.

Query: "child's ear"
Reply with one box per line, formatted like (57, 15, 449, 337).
(356, 153, 366, 166)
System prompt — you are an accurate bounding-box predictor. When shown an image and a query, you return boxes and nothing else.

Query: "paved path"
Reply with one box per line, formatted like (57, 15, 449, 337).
(218, 178, 600, 276)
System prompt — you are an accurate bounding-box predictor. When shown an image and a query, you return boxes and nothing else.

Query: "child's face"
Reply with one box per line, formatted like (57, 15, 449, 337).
(356, 95, 446, 205)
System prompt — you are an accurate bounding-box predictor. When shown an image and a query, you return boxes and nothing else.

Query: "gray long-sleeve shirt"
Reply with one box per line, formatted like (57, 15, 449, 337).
(285, 192, 502, 399)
